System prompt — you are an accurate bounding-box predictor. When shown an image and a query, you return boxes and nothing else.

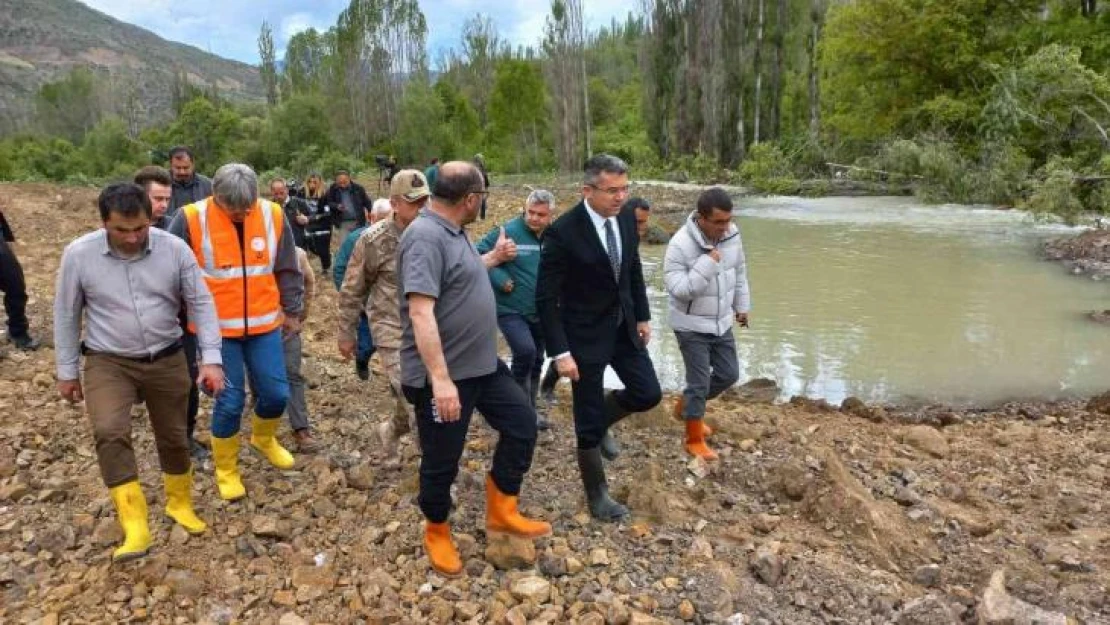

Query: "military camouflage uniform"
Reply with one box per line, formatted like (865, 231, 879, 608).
(337, 217, 414, 435)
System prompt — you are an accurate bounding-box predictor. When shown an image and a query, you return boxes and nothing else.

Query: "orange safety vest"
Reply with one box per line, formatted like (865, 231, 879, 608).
(183, 198, 285, 337)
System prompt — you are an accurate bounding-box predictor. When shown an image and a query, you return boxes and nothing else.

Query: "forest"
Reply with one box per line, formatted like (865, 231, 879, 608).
(1, 0, 1107, 220)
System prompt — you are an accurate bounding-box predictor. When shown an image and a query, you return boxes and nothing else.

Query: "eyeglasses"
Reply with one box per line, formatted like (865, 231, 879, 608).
(588, 184, 631, 197)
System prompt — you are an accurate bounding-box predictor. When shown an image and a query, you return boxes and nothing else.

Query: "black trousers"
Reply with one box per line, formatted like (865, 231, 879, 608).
(306, 231, 332, 271)
(402, 361, 538, 523)
(571, 322, 662, 449)
(0, 244, 29, 338)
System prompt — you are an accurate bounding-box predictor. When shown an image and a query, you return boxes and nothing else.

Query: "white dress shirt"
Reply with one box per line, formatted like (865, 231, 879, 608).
(584, 199, 622, 263)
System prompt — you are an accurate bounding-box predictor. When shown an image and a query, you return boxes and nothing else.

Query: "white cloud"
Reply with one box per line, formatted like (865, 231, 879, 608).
(78, 0, 642, 64)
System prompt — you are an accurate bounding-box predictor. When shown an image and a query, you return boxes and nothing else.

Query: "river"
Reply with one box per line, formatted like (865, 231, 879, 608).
(631, 195, 1110, 406)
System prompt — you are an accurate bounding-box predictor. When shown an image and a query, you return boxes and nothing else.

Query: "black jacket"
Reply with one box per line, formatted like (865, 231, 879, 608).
(323, 182, 372, 228)
(0, 210, 14, 243)
(292, 190, 335, 235)
(536, 201, 650, 364)
(280, 196, 311, 247)
(169, 174, 213, 218)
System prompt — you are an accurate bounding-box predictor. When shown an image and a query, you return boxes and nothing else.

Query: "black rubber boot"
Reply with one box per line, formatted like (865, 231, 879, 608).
(576, 447, 629, 522)
(599, 391, 631, 460)
(539, 364, 559, 401)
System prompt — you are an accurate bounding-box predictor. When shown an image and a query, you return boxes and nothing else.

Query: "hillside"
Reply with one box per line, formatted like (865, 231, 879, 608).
(0, 0, 265, 133)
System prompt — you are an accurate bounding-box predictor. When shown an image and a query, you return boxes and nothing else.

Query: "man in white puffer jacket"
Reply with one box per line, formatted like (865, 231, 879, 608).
(663, 187, 751, 460)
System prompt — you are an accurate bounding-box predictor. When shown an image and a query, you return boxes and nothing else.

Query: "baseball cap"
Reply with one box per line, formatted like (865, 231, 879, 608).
(390, 169, 430, 202)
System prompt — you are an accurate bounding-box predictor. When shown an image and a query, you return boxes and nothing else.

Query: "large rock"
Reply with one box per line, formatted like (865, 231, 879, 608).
(978, 570, 1069, 625)
(897, 595, 959, 624)
(1086, 391, 1110, 415)
(291, 565, 336, 590)
(903, 426, 949, 459)
(345, 462, 376, 491)
(750, 542, 784, 586)
(510, 576, 552, 604)
(251, 515, 289, 540)
(734, 378, 780, 404)
(485, 534, 536, 570)
(164, 569, 203, 599)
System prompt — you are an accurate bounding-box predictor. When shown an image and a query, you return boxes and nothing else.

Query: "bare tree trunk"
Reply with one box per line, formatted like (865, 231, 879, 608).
(581, 21, 592, 157)
(807, 0, 823, 141)
(769, 0, 786, 140)
(753, 0, 764, 144)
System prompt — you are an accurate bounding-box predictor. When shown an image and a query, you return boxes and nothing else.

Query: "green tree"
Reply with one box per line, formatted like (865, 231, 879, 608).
(394, 79, 449, 164)
(258, 20, 280, 105)
(164, 97, 244, 174)
(820, 0, 1042, 144)
(36, 67, 102, 143)
(489, 59, 548, 171)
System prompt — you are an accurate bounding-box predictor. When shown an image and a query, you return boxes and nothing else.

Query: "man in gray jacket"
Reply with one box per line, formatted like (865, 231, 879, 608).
(168, 146, 213, 219)
(663, 187, 750, 460)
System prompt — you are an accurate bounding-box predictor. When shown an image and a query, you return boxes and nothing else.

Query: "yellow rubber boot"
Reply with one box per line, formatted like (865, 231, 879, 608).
(108, 481, 151, 563)
(485, 474, 552, 539)
(210, 435, 247, 501)
(423, 521, 463, 578)
(163, 471, 207, 534)
(249, 415, 295, 470)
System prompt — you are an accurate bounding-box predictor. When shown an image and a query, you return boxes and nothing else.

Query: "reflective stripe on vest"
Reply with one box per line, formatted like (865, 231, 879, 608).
(218, 310, 282, 330)
(195, 199, 277, 277)
(185, 199, 284, 337)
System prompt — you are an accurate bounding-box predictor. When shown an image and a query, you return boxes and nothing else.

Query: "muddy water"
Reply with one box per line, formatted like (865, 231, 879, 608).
(634, 196, 1110, 405)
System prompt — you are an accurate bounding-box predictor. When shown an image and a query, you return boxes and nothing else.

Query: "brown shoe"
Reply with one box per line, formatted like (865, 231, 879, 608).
(293, 429, 322, 454)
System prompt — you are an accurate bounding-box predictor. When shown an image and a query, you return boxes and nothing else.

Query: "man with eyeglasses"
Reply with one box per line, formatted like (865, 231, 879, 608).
(536, 154, 662, 522)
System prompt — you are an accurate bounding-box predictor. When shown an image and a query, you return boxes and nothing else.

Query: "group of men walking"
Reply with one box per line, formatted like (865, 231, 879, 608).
(39, 150, 751, 576)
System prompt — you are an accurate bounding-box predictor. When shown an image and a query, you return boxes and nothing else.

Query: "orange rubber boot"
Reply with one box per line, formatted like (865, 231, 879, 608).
(423, 521, 463, 577)
(485, 474, 552, 539)
(673, 396, 713, 436)
(684, 419, 719, 460)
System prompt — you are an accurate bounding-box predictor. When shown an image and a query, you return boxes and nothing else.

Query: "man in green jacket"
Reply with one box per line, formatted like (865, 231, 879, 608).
(476, 189, 555, 428)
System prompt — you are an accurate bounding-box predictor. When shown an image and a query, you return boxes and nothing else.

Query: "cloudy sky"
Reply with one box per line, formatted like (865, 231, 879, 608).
(79, 0, 641, 66)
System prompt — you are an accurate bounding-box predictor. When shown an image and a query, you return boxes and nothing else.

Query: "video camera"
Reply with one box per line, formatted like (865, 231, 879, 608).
(373, 155, 391, 168)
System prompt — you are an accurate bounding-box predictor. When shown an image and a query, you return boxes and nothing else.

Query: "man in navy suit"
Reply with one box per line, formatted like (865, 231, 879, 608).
(536, 154, 662, 522)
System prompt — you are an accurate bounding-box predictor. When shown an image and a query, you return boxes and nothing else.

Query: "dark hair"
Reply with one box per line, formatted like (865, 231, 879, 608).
(623, 197, 651, 212)
(583, 154, 629, 185)
(696, 187, 733, 217)
(168, 146, 195, 162)
(335, 169, 350, 177)
(98, 183, 152, 221)
(433, 164, 484, 204)
(133, 165, 172, 189)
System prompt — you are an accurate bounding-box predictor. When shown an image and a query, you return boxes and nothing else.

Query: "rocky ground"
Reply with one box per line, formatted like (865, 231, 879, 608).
(1044, 227, 1110, 282)
(1043, 227, 1110, 324)
(2, 182, 1109, 624)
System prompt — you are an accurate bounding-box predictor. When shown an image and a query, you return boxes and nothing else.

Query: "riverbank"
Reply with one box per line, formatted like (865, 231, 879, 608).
(2, 182, 1109, 624)
(1044, 227, 1110, 281)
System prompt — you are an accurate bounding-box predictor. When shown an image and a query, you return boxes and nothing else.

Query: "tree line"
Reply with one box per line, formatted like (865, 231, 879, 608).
(1, 0, 1107, 220)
